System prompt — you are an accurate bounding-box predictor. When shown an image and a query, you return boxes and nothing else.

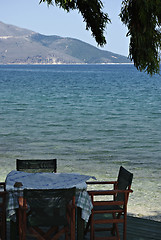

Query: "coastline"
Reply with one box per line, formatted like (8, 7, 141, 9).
(0, 62, 133, 66)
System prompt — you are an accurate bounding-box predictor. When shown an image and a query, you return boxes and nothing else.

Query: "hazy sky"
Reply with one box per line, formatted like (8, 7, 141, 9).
(0, 0, 130, 56)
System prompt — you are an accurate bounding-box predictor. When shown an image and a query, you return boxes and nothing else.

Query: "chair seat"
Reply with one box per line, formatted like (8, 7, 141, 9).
(94, 204, 123, 211)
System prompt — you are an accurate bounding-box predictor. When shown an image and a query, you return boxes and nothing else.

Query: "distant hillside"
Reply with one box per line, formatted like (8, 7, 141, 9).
(0, 21, 131, 65)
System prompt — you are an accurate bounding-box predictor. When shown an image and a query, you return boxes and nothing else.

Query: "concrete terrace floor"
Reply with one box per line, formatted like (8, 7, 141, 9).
(84, 216, 161, 240)
(6, 216, 161, 240)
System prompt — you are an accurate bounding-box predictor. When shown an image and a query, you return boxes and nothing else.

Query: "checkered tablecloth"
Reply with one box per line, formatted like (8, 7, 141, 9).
(6, 170, 94, 222)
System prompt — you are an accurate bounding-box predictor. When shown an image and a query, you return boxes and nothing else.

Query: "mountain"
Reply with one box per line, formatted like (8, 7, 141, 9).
(0, 21, 131, 64)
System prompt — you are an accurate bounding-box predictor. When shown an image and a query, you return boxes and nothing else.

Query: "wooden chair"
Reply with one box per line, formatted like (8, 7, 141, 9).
(12, 159, 57, 239)
(18, 188, 76, 240)
(0, 182, 7, 240)
(85, 166, 133, 240)
(16, 159, 57, 173)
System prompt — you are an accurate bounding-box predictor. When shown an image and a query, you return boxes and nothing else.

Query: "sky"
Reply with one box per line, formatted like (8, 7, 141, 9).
(0, 0, 130, 56)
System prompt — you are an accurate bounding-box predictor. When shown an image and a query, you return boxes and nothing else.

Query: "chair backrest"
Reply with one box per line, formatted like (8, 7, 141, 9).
(23, 188, 76, 221)
(16, 159, 57, 173)
(116, 166, 133, 201)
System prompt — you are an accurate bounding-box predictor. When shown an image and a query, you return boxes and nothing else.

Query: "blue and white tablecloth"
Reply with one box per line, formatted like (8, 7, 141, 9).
(6, 170, 95, 222)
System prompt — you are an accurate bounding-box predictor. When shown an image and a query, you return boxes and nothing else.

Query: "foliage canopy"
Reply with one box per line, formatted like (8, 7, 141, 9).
(39, 0, 110, 47)
(40, 0, 161, 75)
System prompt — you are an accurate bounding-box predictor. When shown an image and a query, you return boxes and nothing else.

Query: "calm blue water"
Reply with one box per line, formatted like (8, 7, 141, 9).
(0, 64, 161, 220)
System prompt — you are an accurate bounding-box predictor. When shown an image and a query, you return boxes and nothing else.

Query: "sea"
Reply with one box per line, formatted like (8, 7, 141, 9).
(0, 64, 161, 221)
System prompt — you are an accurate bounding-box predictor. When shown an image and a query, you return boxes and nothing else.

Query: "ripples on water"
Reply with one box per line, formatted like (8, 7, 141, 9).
(0, 64, 161, 221)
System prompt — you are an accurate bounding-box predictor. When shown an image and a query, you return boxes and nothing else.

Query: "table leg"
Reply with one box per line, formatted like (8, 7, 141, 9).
(77, 207, 85, 240)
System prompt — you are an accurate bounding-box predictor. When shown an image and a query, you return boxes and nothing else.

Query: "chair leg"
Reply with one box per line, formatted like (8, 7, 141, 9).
(0, 212, 6, 240)
(111, 213, 116, 236)
(90, 212, 94, 240)
(2, 220, 6, 240)
(111, 213, 120, 240)
(70, 208, 75, 240)
(65, 230, 69, 240)
(115, 223, 120, 240)
(123, 213, 127, 240)
(19, 209, 27, 240)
